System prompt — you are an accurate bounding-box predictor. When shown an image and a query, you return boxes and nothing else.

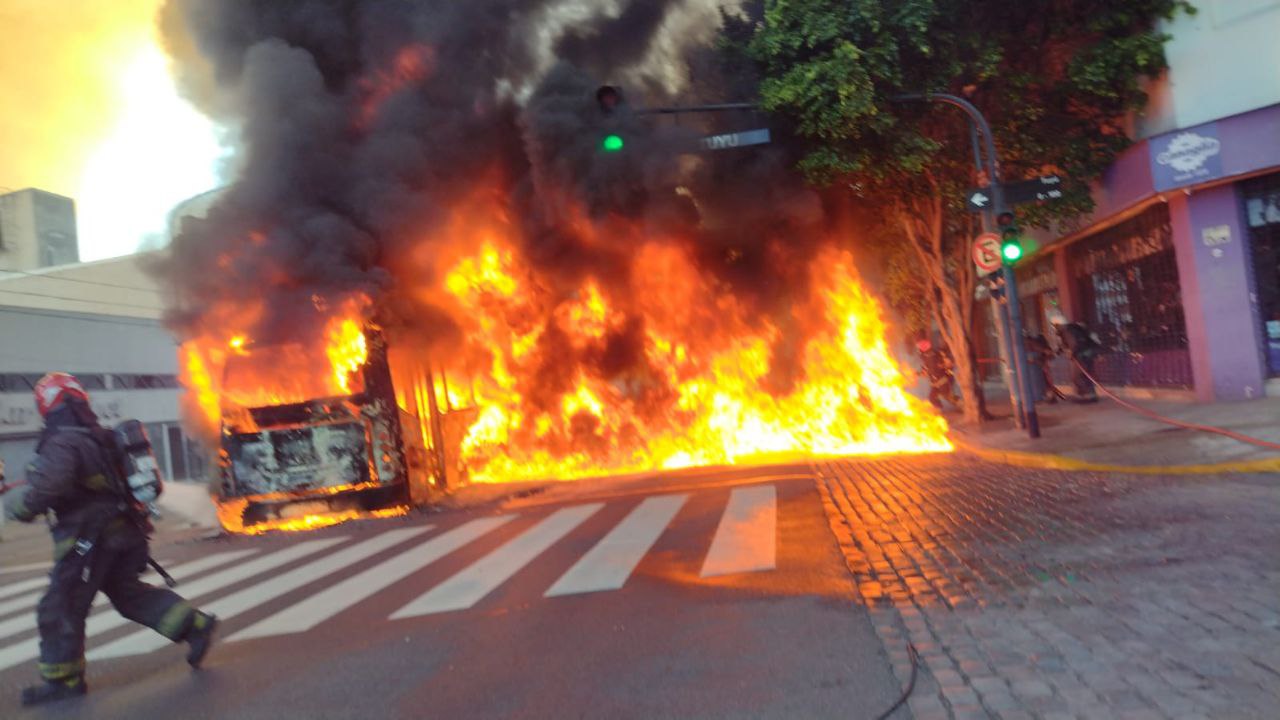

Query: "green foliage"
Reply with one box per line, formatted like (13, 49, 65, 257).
(722, 0, 1193, 422)
(880, 242, 933, 338)
(739, 0, 1195, 218)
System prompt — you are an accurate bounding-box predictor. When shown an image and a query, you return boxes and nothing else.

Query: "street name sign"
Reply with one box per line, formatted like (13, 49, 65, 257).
(964, 174, 1065, 212)
(701, 128, 771, 151)
(1003, 174, 1064, 205)
(972, 232, 1002, 274)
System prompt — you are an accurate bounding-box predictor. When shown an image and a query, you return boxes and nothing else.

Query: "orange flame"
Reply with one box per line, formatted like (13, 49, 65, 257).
(326, 318, 369, 395)
(179, 295, 372, 440)
(422, 202, 951, 484)
(216, 495, 409, 536)
(179, 189, 950, 532)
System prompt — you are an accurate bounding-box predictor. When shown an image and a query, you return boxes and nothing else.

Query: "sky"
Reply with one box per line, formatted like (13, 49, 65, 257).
(0, 0, 225, 261)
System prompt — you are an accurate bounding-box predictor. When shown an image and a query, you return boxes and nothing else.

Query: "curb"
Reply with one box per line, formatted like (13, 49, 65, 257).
(950, 436, 1280, 475)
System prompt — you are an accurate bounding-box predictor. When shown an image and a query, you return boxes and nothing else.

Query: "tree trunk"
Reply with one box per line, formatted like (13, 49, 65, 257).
(896, 188, 984, 426)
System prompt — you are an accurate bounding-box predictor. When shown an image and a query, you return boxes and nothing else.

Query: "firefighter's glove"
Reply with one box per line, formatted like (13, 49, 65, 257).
(3, 488, 39, 523)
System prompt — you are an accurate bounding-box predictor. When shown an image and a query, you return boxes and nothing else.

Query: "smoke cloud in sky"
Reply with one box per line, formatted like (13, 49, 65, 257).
(0, 0, 225, 260)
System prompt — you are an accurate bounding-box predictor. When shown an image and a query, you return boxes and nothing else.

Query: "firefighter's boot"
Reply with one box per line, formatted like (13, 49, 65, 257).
(21, 676, 87, 706)
(185, 612, 218, 668)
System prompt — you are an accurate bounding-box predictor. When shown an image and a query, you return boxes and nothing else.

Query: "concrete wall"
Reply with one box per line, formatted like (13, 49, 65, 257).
(0, 306, 185, 478)
(0, 306, 177, 375)
(1137, 0, 1280, 139)
(1187, 184, 1270, 399)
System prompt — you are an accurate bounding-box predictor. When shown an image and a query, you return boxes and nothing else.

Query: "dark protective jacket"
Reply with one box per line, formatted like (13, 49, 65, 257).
(1058, 323, 1102, 360)
(5, 404, 148, 559)
(919, 346, 955, 383)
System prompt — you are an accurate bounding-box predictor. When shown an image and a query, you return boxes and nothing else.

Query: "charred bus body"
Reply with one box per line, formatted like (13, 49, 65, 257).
(215, 330, 414, 532)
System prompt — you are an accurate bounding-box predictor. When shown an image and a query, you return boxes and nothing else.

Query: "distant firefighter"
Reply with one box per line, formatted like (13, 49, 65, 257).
(1048, 310, 1103, 403)
(916, 337, 960, 410)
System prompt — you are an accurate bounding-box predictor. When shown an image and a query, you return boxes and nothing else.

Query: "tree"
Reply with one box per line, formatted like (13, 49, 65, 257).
(731, 0, 1192, 424)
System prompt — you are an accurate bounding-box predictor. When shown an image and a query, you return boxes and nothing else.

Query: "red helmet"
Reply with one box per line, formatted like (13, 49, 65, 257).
(34, 372, 90, 418)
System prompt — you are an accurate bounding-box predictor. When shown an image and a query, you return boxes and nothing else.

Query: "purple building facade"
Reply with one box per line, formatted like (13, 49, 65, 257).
(1019, 102, 1280, 402)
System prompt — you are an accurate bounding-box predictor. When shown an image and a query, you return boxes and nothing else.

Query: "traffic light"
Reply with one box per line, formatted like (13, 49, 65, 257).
(596, 85, 622, 114)
(997, 211, 1023, 264)
(596, 85, 624, 152)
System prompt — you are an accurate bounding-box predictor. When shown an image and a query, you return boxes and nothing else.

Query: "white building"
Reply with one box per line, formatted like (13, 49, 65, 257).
(0, 200, 207, 486)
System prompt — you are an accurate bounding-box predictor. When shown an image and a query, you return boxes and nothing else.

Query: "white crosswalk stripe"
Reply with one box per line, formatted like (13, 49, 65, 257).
(0, 484, 787, 671)
(0, 537, 343, 673)
(700, 485, 777, 577)
(0, 561, 53, 577)
(88, 527, 433, 661)
(0, 549, 258, 641)
(391, 504, 604, 618)
(231, 517, 512, 642)
(0, 576, 51, 603)
(545, 494, 688, 597)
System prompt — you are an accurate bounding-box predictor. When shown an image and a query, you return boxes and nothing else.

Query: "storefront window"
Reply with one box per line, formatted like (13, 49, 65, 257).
(1242, 174, 1280, 376)
(1067, 205, 1192, 388)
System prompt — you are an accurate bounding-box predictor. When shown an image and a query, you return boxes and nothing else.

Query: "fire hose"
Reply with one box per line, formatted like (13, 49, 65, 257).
(1070, 358, 1280, 452)
(0, 478, 179, 587)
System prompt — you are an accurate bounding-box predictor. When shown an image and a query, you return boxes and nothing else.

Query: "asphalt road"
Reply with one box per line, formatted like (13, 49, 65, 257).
(0, 464, 902, 719)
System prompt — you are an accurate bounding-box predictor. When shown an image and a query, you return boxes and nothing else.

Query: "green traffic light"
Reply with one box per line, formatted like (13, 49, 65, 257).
(1002, 241, 1023, 262)
(602, 134, 624, 152)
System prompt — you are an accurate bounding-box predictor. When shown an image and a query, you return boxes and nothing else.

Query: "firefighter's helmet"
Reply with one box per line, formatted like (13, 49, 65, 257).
(33, 372, 90, 418)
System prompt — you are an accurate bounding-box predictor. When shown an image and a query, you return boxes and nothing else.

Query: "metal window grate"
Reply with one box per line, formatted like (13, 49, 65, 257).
(108, 374, 181, 390)
(0, 373, 105, 392)
(1067, 204, 1191, 388)
(1241, 172, 1280, 376)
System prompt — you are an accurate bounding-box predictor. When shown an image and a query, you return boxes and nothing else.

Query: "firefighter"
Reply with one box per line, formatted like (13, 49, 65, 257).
(2, 373, 218, 706)
(1024, 331, 1066, 403)
(916, 337, 960, 410)
(1048, 310, 1102, 402)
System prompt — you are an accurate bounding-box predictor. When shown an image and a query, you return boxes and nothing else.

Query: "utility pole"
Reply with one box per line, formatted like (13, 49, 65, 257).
(891, 93, 1040, 439)
(970, 123, 1025, 430)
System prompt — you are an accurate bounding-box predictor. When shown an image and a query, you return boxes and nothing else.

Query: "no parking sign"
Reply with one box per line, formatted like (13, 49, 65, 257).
(972, 232, 1002, 274)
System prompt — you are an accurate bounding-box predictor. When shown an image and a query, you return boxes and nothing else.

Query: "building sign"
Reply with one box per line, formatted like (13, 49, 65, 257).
(1202, 224, 1232, 259)
(1072, 220, 1172, 278)
(1, 395, 131, 436)
(1150, 122, 1223, 191)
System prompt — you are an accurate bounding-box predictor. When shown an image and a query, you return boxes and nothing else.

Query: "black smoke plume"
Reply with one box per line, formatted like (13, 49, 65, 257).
(154, 0, 827, 402)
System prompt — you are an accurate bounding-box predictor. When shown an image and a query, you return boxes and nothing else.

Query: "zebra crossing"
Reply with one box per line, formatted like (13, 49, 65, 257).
(0, 484, 778, 672)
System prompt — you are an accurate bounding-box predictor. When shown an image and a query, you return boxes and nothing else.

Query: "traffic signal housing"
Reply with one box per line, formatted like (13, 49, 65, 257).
(596, 85, 625, 152)
(997, 211, 1023, 265)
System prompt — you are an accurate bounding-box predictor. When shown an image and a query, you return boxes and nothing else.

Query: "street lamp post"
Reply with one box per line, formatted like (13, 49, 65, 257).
(891, 93, 1040, 439)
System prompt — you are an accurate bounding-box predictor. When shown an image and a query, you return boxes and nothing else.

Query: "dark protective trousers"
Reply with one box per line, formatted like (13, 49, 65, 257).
(1071, 353, 1098, 399)
(928, 377, 959, 409)
(36, 530, 195, 681)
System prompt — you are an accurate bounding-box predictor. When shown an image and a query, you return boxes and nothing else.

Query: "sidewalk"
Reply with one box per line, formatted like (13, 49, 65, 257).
(954, 388, 1280, 469)
(816, 455, 1280, 720)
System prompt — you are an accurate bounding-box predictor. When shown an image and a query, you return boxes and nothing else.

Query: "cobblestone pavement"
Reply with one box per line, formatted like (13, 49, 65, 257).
(815, 454, 1280, 719)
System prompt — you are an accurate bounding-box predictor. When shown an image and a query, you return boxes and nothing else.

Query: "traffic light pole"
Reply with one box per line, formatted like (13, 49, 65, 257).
(892, 93, 1040, 438)
(971, 124, 1026, 430)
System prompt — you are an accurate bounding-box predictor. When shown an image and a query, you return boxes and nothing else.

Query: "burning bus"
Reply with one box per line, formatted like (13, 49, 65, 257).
(209, 318, 426, 534)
